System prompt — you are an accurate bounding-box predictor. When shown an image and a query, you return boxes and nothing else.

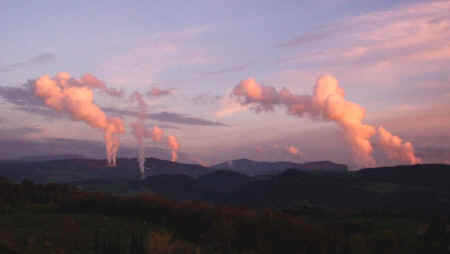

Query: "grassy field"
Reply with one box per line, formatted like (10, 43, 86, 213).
(0, 208, 151, 254)
(1, 178, 449, 253)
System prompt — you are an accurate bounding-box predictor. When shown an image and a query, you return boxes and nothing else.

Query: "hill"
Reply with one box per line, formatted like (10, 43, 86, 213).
(0, 157, 346, 183)
(1, 157, 449, 213)
(0, 157, 212, 183)
(131, 170, 251, 204)
(212, 159, 348, 176)
(2, 177, 449, 253)
(19, 154, 86, 162)
(357, 164, 450, 192)
(132, 164, 450, 213)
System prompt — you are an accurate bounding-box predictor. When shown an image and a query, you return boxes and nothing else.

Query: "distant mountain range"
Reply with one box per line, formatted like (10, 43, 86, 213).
(0, 156, 348, 183)
(212, 159, 348, 176)
(19, 154, 87, 162)
(131, 164, 450, 212)
(0, 157, 212, 183)
(1, 156, 449, 213)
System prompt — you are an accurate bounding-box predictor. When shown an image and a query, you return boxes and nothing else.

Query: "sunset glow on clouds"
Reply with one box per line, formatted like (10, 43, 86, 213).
(0, 0, 449, 168)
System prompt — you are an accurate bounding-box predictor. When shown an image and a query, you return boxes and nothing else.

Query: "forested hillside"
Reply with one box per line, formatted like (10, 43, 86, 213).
(1, 177, 450, 253)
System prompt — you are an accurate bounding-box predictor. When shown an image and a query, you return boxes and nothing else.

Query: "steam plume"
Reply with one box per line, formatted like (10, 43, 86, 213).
(152, 126, 164, 142)
(130, 91, 151, 178)
(286, 145, 301, 156)
(232, 75, 420, 167)
(32, 73, 125, 166)
(168, 135, 180, 162)
(376, 126, 422, 164)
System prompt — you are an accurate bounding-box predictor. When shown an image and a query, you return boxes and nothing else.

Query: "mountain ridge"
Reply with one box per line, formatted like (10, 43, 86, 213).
(212, 158, 348, 176)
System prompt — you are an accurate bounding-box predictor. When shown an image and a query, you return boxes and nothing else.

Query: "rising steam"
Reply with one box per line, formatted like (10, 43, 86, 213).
(168, 135, 180, 162)
(231, 75, 421, 167)
(376, 126, 422, 164)
(152, 126, 164, 142)
(151, 126, 180, 163)
(32, 73, 125, 166)
(129, 89, 175, 174)
(286, 145, 301, 156)
(130, 91, 150, 178)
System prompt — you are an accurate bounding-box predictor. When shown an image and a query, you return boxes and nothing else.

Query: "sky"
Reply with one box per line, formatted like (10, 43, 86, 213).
(0, 0, 449, 168)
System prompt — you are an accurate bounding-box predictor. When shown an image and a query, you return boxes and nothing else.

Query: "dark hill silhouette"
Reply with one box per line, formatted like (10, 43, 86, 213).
(0, 157, 211, 183)
(1, 156, 449, 213)
(357, 164, 450, 192)
(0, 157, 346, 183)
(212, 159, 347, 176)
(195, 170, 250, 193)
(142, 157, 213, 177)
(19, 154, 86, 161)
(132, 170, 251, 204)
(133, 164, 450, 212)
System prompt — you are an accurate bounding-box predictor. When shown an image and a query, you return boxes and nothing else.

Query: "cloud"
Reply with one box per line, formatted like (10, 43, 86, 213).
(0, 76, 123, 119)
(0, 81, 65, 118)
(215, 94, 248, 118)
(374, 97, 450, 136)
(205, 64, 249, 75)
(230, 75, 420, 167)
(277, 30, 333, 48)
(0, 53, 55, 72)
(35, 73, 124, 98)
(0, 81, 45, 107)
(282, 1, 450, 70)
(104, 107, 229, 127)
(192, 93, 223, 106)
(79, 74, 124, 97)
(13, 106, 64, 119)
(32, 73, 125, 166)
(0, 136, 202, 163)
(0, 137, 111, 160)
(148, 123, 180, 130)
(0, 126, 41, 137)
(149, 112, 228, 127)
(147, 87, 174, 97)
(102, 26, 211, 86)
(415, 145, 450, 164)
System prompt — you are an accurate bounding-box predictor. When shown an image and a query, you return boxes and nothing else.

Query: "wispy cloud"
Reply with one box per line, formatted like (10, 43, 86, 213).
(192, 93, 223, 106)
(149, 111, 228, 127)
(274, 0, 450, 94)
(104, 107, 229, 127)
(147, 87, 175, 97)
(102, 26, 212, 86)
(147, 123, 180, 130)
(0, 53, 55, 72)
(215, 94, 247, 118)
(0, 81, 45, 107)
(0, 80, 228, 127)
(283, 1, 450, 67)
(205, 63, 249, 75)
(0, 126, 41, 137)
(277, 30, 333, 48)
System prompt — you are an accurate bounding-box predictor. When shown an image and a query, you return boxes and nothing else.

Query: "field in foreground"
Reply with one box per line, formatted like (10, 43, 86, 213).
(1, 177, 450, 254)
